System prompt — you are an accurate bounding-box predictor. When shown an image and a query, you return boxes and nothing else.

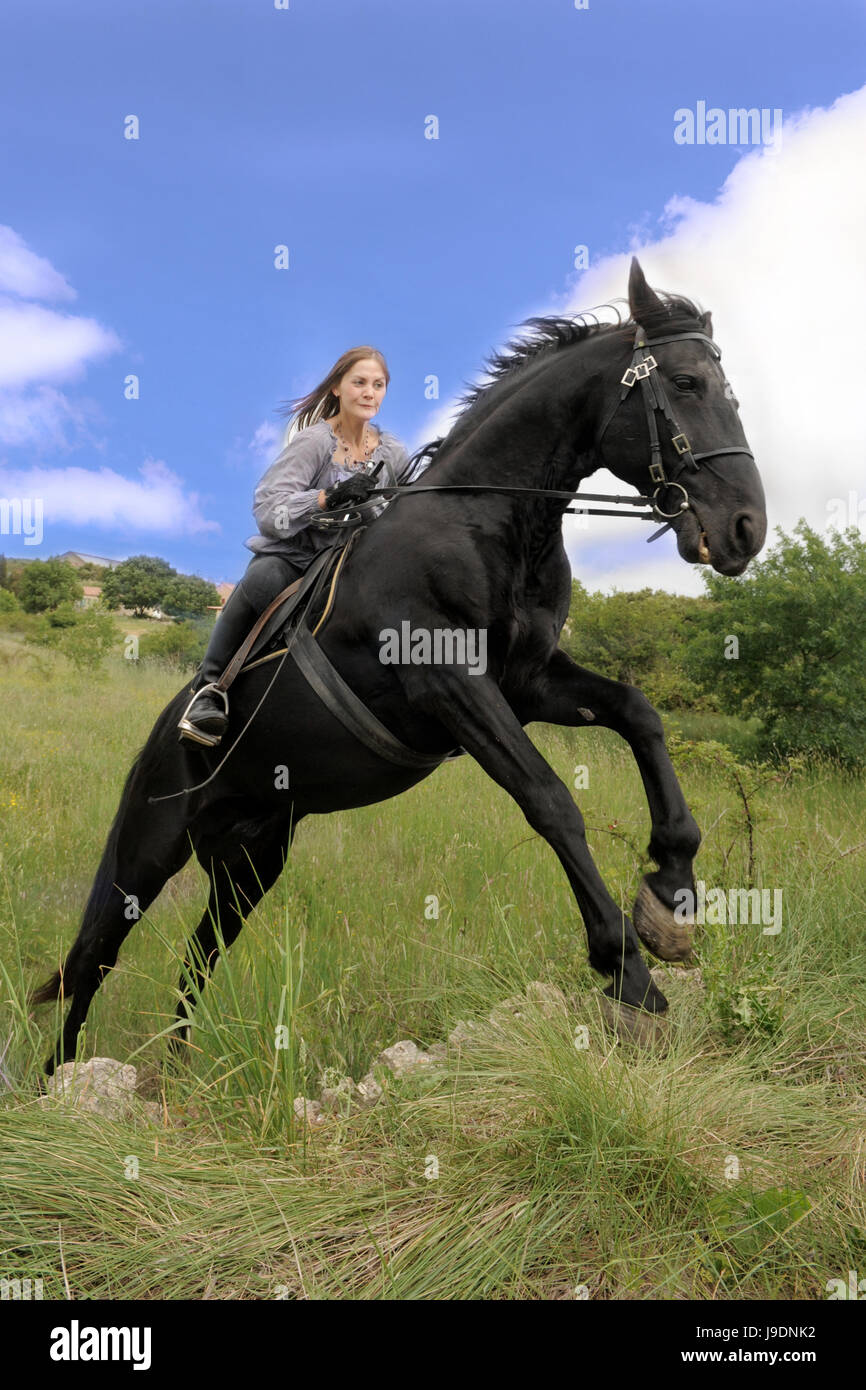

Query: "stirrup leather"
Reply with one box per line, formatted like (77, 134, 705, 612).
(177, 683, 229, 747)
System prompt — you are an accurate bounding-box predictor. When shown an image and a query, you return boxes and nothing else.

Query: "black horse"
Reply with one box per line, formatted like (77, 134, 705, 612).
(32, 260, 766, 1072)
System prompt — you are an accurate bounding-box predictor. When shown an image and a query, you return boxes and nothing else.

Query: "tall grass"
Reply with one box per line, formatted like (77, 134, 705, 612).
(1, 640, 864, 1299)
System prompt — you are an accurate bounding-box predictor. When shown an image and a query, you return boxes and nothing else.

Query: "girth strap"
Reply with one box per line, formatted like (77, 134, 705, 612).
(289, 621, 447, 770)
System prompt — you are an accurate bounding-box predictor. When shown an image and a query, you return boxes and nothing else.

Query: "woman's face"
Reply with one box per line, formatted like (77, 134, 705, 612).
(333, 358, 387, 423)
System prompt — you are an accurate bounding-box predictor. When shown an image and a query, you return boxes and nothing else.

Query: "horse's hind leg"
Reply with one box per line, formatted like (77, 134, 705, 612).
(172, 813, 296, 1053)
(39, 822, 192, 1074)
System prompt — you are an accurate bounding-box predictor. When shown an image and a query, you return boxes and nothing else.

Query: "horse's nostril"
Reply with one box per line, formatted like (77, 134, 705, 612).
(732, 510, 760, 554)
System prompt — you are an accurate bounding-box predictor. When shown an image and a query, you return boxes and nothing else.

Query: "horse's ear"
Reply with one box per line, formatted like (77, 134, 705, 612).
(700, 309, 714, 338)
(628, 257, 663, 321)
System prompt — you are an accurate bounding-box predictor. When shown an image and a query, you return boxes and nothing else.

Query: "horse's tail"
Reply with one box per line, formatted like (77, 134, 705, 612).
(29, 747, 147, 1006)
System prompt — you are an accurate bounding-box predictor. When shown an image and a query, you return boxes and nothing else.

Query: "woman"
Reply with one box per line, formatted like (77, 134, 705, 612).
(178, 346, 418, 746)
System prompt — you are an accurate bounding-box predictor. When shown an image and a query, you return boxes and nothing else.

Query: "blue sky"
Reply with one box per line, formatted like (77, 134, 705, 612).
(1, 0, 864, 589)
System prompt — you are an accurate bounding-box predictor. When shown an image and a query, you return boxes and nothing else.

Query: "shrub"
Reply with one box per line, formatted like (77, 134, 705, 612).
(685, 522, 866, 768)
(137, 620, 208, 670)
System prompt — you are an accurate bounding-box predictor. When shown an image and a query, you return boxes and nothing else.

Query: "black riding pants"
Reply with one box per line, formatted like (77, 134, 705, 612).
(235, 552, 305, 610)
(196, 552, 305, 684)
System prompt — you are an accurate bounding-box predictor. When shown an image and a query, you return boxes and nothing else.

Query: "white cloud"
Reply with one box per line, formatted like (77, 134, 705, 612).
(249, 419, 283, 466)
(0, 225, 76, 302)
(564, 523, 702, 596)
(222, 418, 284, 475)
(0, 226, 121, 452)
(0, 458, 220, 536)
(414, 87, 866, 594)
(0, 385, 97, 451)
(0, 298, 120, 391)
(0, 228, 220, 538)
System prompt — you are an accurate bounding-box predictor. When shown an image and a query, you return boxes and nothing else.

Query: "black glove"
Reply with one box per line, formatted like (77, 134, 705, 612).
(323, 473, 378, 511)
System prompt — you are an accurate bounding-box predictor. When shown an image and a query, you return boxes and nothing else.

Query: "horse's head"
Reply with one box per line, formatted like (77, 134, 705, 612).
(595, 259, 766, 576)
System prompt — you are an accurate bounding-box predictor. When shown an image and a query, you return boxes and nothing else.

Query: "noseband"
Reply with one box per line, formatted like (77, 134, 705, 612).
(595, 321, 756, 540)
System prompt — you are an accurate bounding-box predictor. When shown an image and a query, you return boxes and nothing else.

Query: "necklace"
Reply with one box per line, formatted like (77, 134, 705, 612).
(332, 415, 374, 469)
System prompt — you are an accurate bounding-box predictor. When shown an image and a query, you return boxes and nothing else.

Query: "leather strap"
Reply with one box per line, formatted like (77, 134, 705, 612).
(289, 621, 446, 770)
(363, 482, 654, 505)
(594, 323, 755, 539)
(214, 544, 341, 694)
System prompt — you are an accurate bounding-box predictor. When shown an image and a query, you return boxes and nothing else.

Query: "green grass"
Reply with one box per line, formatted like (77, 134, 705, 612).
(1, 642, 864, 1299)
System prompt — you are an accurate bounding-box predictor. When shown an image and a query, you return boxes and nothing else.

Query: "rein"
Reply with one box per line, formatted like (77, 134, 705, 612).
(339, 322, 753, 544)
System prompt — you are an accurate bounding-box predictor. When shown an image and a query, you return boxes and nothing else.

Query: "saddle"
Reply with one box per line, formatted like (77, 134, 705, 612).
(213, 529, 458, 770)
(212, 535, 355, 695)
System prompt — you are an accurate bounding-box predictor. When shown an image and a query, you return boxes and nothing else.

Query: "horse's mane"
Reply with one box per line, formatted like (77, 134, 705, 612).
(408, 290, 704, 472)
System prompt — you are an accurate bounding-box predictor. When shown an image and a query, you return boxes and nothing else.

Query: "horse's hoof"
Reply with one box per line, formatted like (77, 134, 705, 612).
(598, 990, 670, 1048)
(632, 879, 694, 963)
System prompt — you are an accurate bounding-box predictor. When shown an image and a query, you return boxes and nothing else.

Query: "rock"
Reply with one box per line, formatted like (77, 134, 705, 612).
(42, 1058, 139, 1120)
(318, 1066, 385, 1115)
(356, 1072, 384, 1107)
(426, 1043, 448, 1063)
(293, 1096, 325, 1125)
(597, 993, 670, 1049)
(488, 995, 527, 1027)
(448, 1020, 478, 1047)
(319, 1074, 359, 1115)
(650, 965, 704, 991)
(525, 981, 568, 1018)
(376, 1040, 434, 1077)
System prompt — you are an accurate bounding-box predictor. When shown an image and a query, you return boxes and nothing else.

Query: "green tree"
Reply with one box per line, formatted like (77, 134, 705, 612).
(101, 555, 176, 616)
(16, 559, 83, 613)
(561, 582, 714, 709)
(161, 573, 221, 619)
(685, 522, 866, 766)
(74, 561, 111, 583)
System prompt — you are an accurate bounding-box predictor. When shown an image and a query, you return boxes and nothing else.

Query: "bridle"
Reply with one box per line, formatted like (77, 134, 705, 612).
(593, 320, 755, 540)
(326, 321, 755, 542)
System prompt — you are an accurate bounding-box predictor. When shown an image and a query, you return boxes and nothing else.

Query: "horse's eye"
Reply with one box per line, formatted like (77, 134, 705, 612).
(673, 375, 697, 392)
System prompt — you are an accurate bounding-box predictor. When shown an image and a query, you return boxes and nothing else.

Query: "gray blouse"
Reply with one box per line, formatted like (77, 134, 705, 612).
(245, 418, 422, 569)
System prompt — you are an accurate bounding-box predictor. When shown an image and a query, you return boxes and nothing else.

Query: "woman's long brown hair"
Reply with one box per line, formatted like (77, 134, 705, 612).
(278, 347, 390, 434)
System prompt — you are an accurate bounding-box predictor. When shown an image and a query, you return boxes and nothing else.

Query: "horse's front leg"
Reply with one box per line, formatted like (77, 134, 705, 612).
(403, 667, 667, 1016)
(515, 648, 700, 963)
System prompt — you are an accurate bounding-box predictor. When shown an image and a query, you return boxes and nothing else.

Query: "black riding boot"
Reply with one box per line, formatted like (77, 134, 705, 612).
(177, 585, 261, 746)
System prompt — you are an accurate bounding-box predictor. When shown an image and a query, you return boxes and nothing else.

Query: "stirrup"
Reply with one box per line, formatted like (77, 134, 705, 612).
(177, 683, 229, 747)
